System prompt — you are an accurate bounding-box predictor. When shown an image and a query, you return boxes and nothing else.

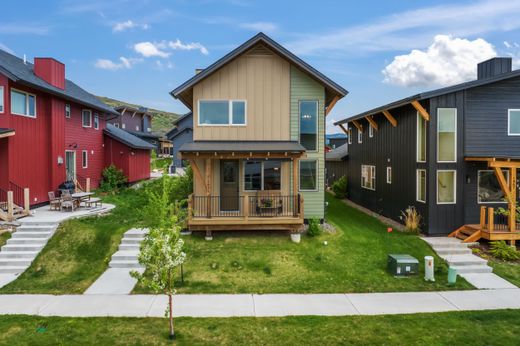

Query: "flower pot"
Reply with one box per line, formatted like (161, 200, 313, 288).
(290, 233, 301, 243)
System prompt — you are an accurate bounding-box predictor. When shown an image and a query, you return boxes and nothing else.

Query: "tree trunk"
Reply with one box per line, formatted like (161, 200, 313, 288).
(168, 293, 175, 340)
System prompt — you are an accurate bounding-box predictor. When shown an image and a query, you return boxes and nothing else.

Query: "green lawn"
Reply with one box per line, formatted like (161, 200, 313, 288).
(151, 157, 172, 171)
(1, 310, 519, 345)
(0, 231, 11, 248)
(0, 190, 147, 294)
(135, 193, 471, 293)
(489, 260, 520, 287)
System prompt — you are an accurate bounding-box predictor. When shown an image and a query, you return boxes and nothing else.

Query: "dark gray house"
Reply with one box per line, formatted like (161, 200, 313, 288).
(335, 57, 520, 243)
(166, 112, 193, 167)
(325, 143, 348, 187)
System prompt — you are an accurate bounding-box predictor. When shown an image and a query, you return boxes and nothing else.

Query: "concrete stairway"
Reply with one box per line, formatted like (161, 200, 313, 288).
(109, 228, 148, 269)
(0, 221, 58, 274)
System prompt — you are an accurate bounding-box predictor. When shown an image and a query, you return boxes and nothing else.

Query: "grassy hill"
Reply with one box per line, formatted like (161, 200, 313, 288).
(97, 96, 180, 136)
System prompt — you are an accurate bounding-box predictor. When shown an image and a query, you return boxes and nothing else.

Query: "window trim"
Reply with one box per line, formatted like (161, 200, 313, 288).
(369, 125, 374, 138)
(437, 169, 457, 205)
(10, 88, 37, 118)
(0, 86, 4, 114)
(437, 108, 457, 163)
(386, 166, 392, 184)
(507, 109, 520, 136)
(94, 114, 99, 130)
(243, 160, 283, 192)
(416, 169, 427, 203)
(357, 128, 362, 144)
(82, 150, 88, 169)
(361, 164, 376, 191)
(82, 109, 92, 128)
(298, 100, 319, 153)
(477, 169, 510, 204)
(416, 112, 426, 163)
(197, 99, 247, 127)
(299, 159, 319, 192)
(65, 104, 71, 118)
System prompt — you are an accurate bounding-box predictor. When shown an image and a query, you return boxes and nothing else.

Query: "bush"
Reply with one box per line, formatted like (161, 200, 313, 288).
(332, 176, 348, 199)
(400, 206, 422, 233)
(99, 165, 127, 194)
(307, 217, 322, 237)
(489, 241, 520, 261)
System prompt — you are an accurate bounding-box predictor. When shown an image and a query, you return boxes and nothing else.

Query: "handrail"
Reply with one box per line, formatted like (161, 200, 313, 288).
(8, 181, 24, 207)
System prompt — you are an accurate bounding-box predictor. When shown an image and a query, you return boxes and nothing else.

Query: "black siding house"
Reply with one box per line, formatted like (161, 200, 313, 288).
(335, 57, 520, 236)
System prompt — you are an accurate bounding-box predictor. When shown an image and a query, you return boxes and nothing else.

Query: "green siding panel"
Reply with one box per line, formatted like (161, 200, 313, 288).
(290, 66, 326, 219)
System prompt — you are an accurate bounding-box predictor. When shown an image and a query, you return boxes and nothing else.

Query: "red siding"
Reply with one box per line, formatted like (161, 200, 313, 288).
(104, 136, 151, 183)
(34, 58, 65, 90)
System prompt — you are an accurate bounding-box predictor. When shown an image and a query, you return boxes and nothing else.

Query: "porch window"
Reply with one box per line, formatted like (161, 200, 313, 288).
(244, 160, 281, 191)
(263, 161, 281, 190)
(199, 100, 246, 125)
(417, 112, 426, 162)
(361, 165, 375, 190)
(508, 109, 520, 135)
(299, 101, 318, 151)
(417, 169, 426, 203)
(437, 170, 456, 204)
(82, 110, 92, 127)
(94, 114, 99, 130)
(437, 108, 457, 162)
(0, 86, 4, 113)
(299, 160, 317, 191)
(478, 170, 509, 203)
(65, 104, 71, 118)
(82, 150, 88, 169)
(11, 89, 36, 117)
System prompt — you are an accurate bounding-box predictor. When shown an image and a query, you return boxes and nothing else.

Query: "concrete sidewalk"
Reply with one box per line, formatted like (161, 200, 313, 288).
(0, 289, 519, 318)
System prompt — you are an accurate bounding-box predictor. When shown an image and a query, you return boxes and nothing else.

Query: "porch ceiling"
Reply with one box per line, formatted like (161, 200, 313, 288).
(179, 141, 306, 159)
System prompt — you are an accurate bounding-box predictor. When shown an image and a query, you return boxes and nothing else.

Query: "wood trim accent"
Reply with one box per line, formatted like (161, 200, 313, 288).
(488, 207, 495, 231)
(188, 159, 207, 194)
(411, 100, 430, 121)
(365, 116, 378, 130)
(509, 167, 517, 234)
(382, 110, 397, 127)
(182, 152, 305, 160)
(325, 96, 340, 116)
(489, 160, 520, 168)
(352, 120, 363, 132)
(0, 131, 15, 139)
(480, 206, 486, 229)
(338, 124, 349, 136)
(493, 167, 512, 203)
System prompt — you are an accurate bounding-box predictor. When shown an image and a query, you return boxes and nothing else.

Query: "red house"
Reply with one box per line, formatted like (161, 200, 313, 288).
(0, 49, 152, 213)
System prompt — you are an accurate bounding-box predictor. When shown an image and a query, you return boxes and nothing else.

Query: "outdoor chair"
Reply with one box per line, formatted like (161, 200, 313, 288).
(61, 195, 76, 212)
(48, 191, 62, 211)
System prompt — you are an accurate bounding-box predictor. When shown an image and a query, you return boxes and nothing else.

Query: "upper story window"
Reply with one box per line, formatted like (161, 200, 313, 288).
(369, 125, 374, 138)
(437, 108, 457, 162)
(244, 160, 281, 191)
(299, 101, 318, 151)
(417, 112, 426, 162)
(358, 128, 362, 144)
(11, 89, 36, 118)
(82, 110, 92, 128)
(94, 114, 99, 130)
(65, 104, 71, 118)
(199, 100, 246, 126)
(508, 109, 520, 136)
(361, 165, 375, 190)
(348, 128, 352, 145)
(136, 125, 140, 131)
(122, 123, 126, 129)
(0, 86, 4, 113)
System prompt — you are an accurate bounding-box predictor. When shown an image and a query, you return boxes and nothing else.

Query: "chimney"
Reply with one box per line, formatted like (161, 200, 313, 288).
(477, 57, 512, 80)
(34, 57, 65, 89)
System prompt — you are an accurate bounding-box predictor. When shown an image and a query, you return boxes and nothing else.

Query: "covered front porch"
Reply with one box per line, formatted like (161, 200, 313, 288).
(181, 141, 306, 232)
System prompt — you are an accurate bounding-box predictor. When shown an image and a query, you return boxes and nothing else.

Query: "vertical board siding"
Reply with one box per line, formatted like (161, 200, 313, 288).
(290, 66, 325, 219)
(325, 161, 348, 187)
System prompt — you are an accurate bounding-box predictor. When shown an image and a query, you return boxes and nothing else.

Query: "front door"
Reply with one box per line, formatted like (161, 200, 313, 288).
(65, 151, 76, 182)
(220, 160, 239, 211)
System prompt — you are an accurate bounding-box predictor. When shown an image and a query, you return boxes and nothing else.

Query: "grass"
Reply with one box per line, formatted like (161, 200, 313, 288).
(151, 157, 172, 171)
(135, 193, 472, 293)
(0, 189, 147, 294)
(489, 260, 520, 286)
(0, 231, 11, 248)
(1, 310, 520, 345)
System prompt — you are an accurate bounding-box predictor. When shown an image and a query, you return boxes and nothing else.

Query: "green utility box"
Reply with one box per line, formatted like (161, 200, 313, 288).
(387, 254, 419, 277)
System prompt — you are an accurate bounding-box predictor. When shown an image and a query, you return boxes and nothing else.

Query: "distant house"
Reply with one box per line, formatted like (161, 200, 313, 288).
(325, 144, 348, 187)
(165, 112, 193, 167)
(326, 133, 348, 149)
(335, 57, 520, 243)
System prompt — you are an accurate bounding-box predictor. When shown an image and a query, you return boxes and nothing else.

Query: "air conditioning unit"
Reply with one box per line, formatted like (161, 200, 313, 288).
(387, 254, 419, 277)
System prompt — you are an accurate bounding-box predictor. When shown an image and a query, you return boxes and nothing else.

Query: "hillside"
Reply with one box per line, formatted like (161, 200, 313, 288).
(97, 96, 180, 136)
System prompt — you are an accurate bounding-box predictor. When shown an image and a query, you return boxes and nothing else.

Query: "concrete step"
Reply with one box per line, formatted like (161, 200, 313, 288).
(451, 264, 493, 274)
(118, 244, 140, 251)
(126, 228, 148, 236)
(1, 244, 43, 252)
(0, 258, 32, 266)
(121, 238, 143, 245)
(0, 265, 28, 274)
(16, 225, 56, 232)
(11, 231, 52, 239)
(445, 254, 488, 266)
(0, 251, 38, 258)
(435, 248, 472, 255)
(111, 250, 139, 261)
(7, 238, 47, 245)
(18, 221, 57, 227)
(109, 260, 144, 269)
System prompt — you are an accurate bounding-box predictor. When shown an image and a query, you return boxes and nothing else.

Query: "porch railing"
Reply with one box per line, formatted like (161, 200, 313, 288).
(75, 175, 100, 193)
(189, 194, 303, 219)
(480, 206, 520, 232)
(0, 184, 30, 221)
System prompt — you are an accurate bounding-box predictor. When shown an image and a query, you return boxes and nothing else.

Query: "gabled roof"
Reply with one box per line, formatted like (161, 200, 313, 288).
(325, 143, 348, 161)
(170, 33, 348, 108)
(104, 124, 156, 150)
(166, 126, 192, 141)
(0, 49, 118, 116)
(115, 105, 152, 116)
(166, 112, 193, 140)
(125, 129, 161, 140)
(334, 67, 520, 125)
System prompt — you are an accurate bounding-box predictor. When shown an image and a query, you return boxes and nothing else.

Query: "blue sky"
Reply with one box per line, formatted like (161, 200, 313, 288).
(2, 0, 520, 133)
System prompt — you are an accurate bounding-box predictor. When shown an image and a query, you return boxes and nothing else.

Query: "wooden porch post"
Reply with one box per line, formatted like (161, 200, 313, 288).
(509, 168, 517, 245)
(293, 158, 299, 217)
(7, 191, 14, 222)
(86, 178, 91, 193)
(205, 159, 212, 218)
(23, 188, 30, 214)
(488, 207, 495, 232)
(480, 206, 486, 230)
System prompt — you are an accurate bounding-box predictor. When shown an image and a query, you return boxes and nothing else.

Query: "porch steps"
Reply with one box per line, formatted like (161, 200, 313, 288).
(109, 228, 148, 269)
(448, 225, 482, 243)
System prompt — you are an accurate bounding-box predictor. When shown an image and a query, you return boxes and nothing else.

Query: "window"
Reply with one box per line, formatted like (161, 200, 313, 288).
(369, 125, 374, 138)
(198, 100, 246, 125)
(136, 125, 140, 131)
(122, 123, 126, 129)
(299, 160, 318, 191)
(417, 169, 426, 203)
(114, 123, 120, 128)
(82, 150, 88, 169)
(94, 114, 99, 130)
(437, 170, 456, 204)
(65, 104, 71, 118)
(417, 112, 426, 162)
(386, 167, 392, 184)
(11, 89, 36, 117)
(508, 109, 520, 136)
(358, 128, 362, 143)
(437, 108, 457, 162)
(82, 110, 92, 127)
(244, 160, 281, 191)
(299, 101, 318, 151)
(478, 170, 509, 203)
(348, 128, 352, 145)
(361, 165, 376, 190)
(0, 86, 4, 113)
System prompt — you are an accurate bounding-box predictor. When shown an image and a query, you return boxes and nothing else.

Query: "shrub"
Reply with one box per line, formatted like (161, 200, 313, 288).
(307, 217, 322, 237)
(99, 165, 127, 194)
(332, 176, 348, 199)
(489, 241, 520, 261)
(400, 206, 422, 233)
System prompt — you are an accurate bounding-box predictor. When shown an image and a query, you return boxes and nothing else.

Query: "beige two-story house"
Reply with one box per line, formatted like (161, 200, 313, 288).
(171, 33, 347, 233)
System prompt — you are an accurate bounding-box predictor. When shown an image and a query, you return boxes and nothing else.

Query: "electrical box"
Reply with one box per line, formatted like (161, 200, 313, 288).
(387, 254, 419, 277)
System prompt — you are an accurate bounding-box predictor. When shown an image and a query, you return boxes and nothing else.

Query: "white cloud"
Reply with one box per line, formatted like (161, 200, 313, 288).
(95, 57, 142, 70)
(167, 39, 209, 55)
(382, 35, 496, 87)
(240, 21, 278, 33)
(112, 20, 149, 32)
(155, 60, 174, 70)
(133, 42, 170, 58)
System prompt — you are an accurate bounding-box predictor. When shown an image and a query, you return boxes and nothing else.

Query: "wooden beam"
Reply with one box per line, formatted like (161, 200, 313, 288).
(338, 124, 349, 136)
(509, 168, 517, 236)
(293, 158, 299, 196)
(325, 96, 340, 116)
(493, 167, 512, 204)
(411, 100, 430, 121)
(205, 159, 212, 194)
(352, 120, 363, 132)
(188, 159, 207, 194)
(489, 161, 520, 169)
(365, 116, 378, 130)
(382, 110, 397, 127)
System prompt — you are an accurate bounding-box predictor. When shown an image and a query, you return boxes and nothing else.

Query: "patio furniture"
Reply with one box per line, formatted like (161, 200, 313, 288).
(85, 197, 102, 208)
(48, 191, 62, 211)
(61, 195, 76, 212)
(71, 192, 94, 208)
